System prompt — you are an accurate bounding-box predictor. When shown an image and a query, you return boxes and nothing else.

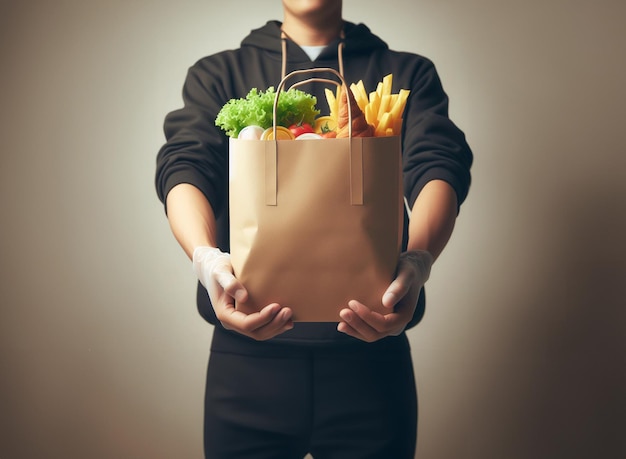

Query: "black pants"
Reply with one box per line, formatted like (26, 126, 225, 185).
(204, 327, 418, 459)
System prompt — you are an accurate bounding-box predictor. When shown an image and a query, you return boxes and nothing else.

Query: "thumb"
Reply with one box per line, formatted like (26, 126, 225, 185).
(382, 250, 433, 309)
(382, 266, 413, 308)
(213, 264, 247, 303)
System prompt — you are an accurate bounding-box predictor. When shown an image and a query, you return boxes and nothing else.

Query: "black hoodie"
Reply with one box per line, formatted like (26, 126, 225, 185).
(156, 20, 473, 345)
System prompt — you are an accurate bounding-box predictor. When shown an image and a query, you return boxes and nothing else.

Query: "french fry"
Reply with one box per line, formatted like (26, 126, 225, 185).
(389, 94, 398, 109)
(350, 81, 369, 113)
(325, 88, 338, 121)
(377, 94, 393, 120)
(326, 73, 410, 137)
(375, 112, 393, 137)
(364, 104, 377, 127)
(381, 74, 393, 97)
(389, 89, 410, 121)
(368, 91, 381, 121)
(356, 80, 368, 103)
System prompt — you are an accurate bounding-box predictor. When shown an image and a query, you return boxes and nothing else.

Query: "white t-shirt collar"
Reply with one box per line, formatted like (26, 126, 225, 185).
(300, 45, 326, 61)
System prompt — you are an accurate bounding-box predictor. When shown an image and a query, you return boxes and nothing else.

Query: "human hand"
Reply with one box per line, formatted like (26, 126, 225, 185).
(192, 246, 293, 340)
(337, 250, 433, 342)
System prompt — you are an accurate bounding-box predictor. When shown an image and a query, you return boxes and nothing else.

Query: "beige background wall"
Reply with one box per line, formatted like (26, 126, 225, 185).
(1, 1, 624, 458)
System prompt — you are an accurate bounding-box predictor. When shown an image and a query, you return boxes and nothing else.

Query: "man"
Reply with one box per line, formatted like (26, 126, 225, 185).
(156, 1, 472, 457)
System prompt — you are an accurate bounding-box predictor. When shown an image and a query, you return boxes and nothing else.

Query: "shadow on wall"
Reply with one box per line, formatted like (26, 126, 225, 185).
(480, 183, 625, 458)
(523, 185, 623, 457)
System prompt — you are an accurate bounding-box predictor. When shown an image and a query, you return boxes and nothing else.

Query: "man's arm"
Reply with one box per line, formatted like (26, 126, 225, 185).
(165, 183, 217, 259)
(406, 179, 458, 259)
(337, 179, 458, 342)
(166, 183, 293, 340)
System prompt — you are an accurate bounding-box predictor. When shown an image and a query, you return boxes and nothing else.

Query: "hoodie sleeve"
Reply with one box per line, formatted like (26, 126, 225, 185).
(401, 58, 473, 211)
(155, 59, 230, 217)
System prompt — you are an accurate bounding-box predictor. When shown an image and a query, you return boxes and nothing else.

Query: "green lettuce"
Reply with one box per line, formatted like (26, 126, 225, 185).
(215, 87, 320, 138)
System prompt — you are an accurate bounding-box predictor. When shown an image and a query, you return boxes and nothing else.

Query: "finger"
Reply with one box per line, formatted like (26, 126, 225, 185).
(340, 299, 412, 340)
(215, 301, 257, 332)
(221, 303, 293, 340)
(214, 268, 248, 302)
(257, 307, 294, 338)
(221, 302, 280, 330)
(244, 306, 294, 340)
(337, 317, 373, 342)
(255, 304, 293, 330)
(338, 302, 385, 342)
(382, 263, 414, 309)
(377, 299, 416, 336)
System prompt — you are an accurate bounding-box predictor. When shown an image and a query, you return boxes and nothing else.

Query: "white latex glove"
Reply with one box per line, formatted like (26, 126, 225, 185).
(192, 246, 246, 306)
(192, 246, 293, 339)
(338, 249, 433, 342)
(382, 249, 433, 309)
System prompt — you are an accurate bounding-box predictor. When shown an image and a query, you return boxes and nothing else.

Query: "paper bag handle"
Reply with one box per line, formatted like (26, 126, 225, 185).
(272, 68, 352, 139)
(266, 68, 362, 206)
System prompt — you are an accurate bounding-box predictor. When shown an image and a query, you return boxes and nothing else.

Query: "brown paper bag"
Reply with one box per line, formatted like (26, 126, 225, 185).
(228, 70, 403, 322)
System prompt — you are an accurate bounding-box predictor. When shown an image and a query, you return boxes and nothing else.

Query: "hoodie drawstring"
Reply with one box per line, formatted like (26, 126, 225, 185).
(280, 31, 288, 79)
(280, 30, 345, 80)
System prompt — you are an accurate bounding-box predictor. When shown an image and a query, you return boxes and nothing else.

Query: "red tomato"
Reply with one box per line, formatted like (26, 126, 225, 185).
(288, 123, 315, 138)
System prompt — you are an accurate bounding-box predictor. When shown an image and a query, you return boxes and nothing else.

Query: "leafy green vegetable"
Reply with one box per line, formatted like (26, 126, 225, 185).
(215, 87, 320, 138)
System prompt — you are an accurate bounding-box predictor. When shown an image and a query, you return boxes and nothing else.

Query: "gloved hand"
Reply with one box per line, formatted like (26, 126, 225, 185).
(338, 249, 433, 342)
(192, 246, 246, 306)
(382, 250, 433, 309)
(192, 246, 293, 340)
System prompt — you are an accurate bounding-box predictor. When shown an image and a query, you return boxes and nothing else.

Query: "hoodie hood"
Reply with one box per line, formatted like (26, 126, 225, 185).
(240, 20, 389, 62)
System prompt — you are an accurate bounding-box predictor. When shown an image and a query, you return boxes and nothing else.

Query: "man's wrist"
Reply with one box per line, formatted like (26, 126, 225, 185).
(403, 250, 433, 282)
